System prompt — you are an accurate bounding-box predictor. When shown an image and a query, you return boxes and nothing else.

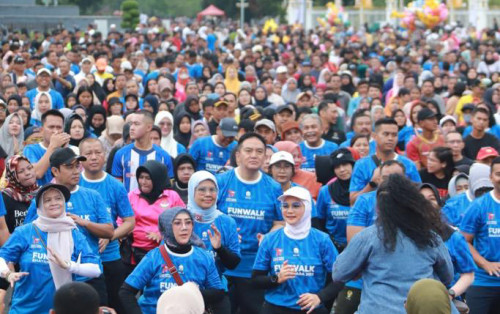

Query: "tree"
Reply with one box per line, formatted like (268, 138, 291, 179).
(121, 0, 140, 29)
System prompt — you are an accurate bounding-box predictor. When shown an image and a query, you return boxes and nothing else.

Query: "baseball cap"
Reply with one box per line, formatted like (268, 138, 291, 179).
(461, 103, 475, 112)
(80, 57, 92, 65)
(296, 92, 311, 101)
(278, 186, 310, 202)
(269, 151, 294, 167)
(276, 66, 287, 74)
(50, 147, 87, 168)
(469, 163, 493, 196)
(121, 61, 133, 71)
(281, 121, 301, 139)
(301, 61, 312, 67)
(276, 104, 293, 114)
(439, 115, 457, 127)
(35, 183, 71, 208)
(254, 119, 276, 133)
(476, 147, 499, 161)
(330, 148, 355, 168)
(417, 107, 437, 122)
(106, 116, 125, 135)
(13, 56, 25, 64)
(214, 100, 229, 108)
(219, 118, 238, 137)
(37, 68, 52, 76)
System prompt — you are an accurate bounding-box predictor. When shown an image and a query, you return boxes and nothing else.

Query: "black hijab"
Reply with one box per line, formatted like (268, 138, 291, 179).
(328, 149, 355, 206)
(64, 113, 91, 147)
(174, 111, 192, 148)
(136, 160, 171, 205)
(144, 95, 159, 117)
(86, 105, 107, 137)
(183, 95, 202, 121)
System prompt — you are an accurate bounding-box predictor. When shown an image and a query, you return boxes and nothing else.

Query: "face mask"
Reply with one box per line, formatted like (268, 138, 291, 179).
(463, 114, 471, 123)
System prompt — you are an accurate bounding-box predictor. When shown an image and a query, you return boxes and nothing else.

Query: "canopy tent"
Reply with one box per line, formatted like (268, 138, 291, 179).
(197, 5, 225, 21)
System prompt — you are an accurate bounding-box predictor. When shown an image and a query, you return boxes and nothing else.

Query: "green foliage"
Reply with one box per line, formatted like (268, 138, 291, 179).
(121, 0, 140, 29)
(138, 0, 202, 17)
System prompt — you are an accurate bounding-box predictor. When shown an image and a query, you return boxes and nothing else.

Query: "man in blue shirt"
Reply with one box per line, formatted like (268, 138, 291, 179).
(460, 157, 500, 314)
(216, 132, 283, 314)
(339, 109, 376, 154)
(23, 110, 71, 185)
(349, 118, 420, 205)
(299, 114, 338, 172)
(25, 147, 114, 305)
(25, 68, 65, 110)
(190, 117, 238, 174)
(79, 138, 136, 313)
(52, 58, 76, 100)
(112, 110, 173, 192)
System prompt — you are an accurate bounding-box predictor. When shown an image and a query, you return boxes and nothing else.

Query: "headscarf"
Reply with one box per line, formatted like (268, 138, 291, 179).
(0, 112, 24, 158)
(189, 120, 210, 147)
(154, 111, 180, 158)
(318, 68, 332, 84)
(156, 282, 205, 314)
(144, 94, 159, 117)
(448, 173, 469, 198)
(187, 171, 222, 224)
(184, 95, 202, 121)
(224, 66, 241, 94)
(86, 105, 107, 137)
(158, 207, 204, 249)
(136, 160, 171, 205)
(274, 141, 304, 171)
(31, 91, 52, 123)
(3, 155, 39, 203)
(254, 86, 270, 108)
(405, 279, 451, 314)
(173, 153, 196, 189)
(33, 186, 77, 289)
(281, 78, 301, 104)
(174, 111, 192, 148)
(6, 94, 22, 114)
(278, 186, 312, 239)
(64, 113, 91, 147)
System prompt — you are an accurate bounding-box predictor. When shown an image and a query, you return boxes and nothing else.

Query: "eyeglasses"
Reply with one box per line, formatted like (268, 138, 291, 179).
(196, 187, 217, 194)
(281, 202, 303, 210)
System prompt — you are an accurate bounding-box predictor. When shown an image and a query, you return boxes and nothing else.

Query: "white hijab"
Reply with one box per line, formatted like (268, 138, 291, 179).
(33, 188, 77, 289)
(31, 91, 52, 123)
(278, 186, 312, 240)
(155, 111, 179, 158)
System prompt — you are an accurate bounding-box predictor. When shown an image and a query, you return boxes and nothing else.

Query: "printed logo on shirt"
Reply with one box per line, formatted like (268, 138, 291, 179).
(202, 231, 208, 239)
(228, 190, 235, 197)
(274, 263, 315, 277)
(207, 151, 213, 158)
(293, 247, 300, 257)
(206, 163, 222, 172)
(178, 265, 184, 274)
(487, 213, 497, 225)
(67, 202, 73, 210)
(330, 204, 349, 219)
(160, 282, 178, 292)
(488, 227, 500, 237)
(219, 152, 224, 158)
(106, 207, 111, 215)
(32, 252, 49, 264)
(31, 237, 43, 249)
(160, 201, 170, 209)
(227, 207, 266, 220)
(160, 265, 172, 279)
(245, 191, 251, 199)
(273, 248, 284, 262)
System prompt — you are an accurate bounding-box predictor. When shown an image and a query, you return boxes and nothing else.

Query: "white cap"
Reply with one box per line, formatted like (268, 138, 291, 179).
(276, 65, 287, 74)
(80, 57, 92, 65)
(37, 68, 52, 76)
(269, 151, 294, 167)
(121, 61, 133, 71)
(439, 115, 457, 127)
(278, 186, 310, 202)
(254, 119, 276, 133)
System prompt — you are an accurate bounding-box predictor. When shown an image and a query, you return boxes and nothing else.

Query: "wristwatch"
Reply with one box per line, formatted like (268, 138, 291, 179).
(369, 181, 378, 188)
(270, 274, 279, 283)
(448, 288, 456, 298)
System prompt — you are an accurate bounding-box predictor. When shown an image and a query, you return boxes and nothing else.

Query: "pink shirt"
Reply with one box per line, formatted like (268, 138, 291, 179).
(128, 189, 185, 250)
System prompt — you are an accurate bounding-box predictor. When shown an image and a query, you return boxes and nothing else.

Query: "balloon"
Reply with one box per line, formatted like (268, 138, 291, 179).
(392, 0, 448, 31)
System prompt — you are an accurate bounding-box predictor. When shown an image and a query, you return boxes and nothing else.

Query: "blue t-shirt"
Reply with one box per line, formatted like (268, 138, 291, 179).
(54, 74, 76, 100)
(349, 155, 421, 192)
(125, 245, 223, 314)
(0, 224, 99, 314)
(339, 138, 377, 155)
(253, 228, 338, 310)
(190, 136, 237, 174)
(216, 169, 282, 278)
(299, 140, 339, 172)
(347, 191, 377, 228)
(316, 185, 350, 245)
(462, 125, 500, 139)
(460, 191, 500, 286)
(112, 143, 174, 192)
(80, 173, 135, 262)
(23, 143, 52, 185)
(444, 230, 475, 288)
(0, 196, 6, 217)
(442, 192, 473, 227)
(25, 88, 64, 110)
(194, 214, 241, 277)
(25, 186, 111, 280)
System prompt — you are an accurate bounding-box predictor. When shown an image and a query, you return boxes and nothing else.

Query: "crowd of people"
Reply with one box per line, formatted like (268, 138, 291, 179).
(0, 16, 499, 314)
